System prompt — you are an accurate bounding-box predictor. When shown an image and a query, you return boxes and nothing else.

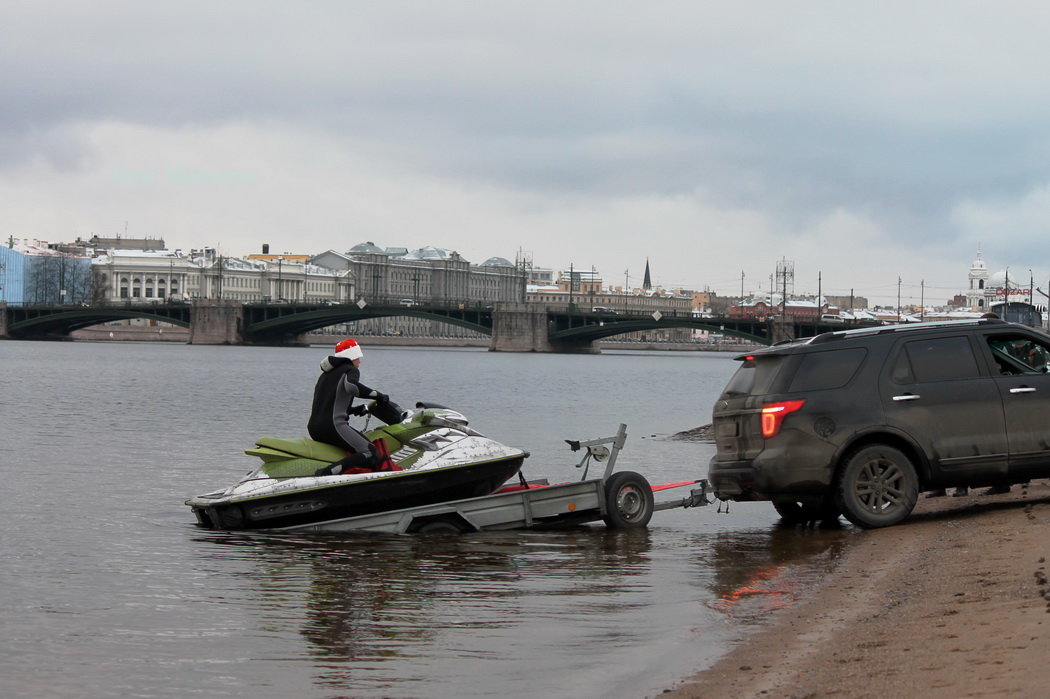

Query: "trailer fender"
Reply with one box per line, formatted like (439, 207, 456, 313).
(407, 511, 479, 534)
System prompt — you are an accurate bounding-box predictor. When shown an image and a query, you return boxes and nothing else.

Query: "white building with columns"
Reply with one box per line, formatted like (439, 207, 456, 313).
(91, 248, 351, 303)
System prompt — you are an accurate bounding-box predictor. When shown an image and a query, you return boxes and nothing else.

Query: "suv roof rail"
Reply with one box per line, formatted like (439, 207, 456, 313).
(744, 318, 1026, 359)
(800, 317, 1017, 344)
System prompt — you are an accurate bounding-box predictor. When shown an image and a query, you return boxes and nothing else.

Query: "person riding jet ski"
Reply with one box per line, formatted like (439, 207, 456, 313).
(308, 338, 392, 476)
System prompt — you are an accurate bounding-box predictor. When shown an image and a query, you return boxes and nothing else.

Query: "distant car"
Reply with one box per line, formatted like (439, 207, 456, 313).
(592, 306, 618, 314)
(708, 319, 1050, 528)
(399, 299, 417, 307)
(820, 314, 845, 323)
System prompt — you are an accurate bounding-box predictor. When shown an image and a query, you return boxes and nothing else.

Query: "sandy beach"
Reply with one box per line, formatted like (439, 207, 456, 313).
(665, 482, 1050, 698)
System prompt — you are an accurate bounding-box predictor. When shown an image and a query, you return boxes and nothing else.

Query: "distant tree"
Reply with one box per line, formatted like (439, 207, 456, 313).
(90, 267, 109, 305)
(23, 254, 92, 304)
(709, 296, 736, 315)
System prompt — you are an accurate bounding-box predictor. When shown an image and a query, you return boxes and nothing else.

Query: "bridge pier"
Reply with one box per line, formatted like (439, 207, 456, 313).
(189, 301, 245, 345)
(770, 317, 795, 344)
(489, 304, 597, 353)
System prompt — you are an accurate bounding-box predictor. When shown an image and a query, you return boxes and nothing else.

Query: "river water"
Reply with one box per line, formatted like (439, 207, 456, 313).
(0, 341, 855, 698)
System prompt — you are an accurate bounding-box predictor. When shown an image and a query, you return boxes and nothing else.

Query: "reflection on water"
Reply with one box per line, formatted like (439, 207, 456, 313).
(193, 528, 664, 696)
(188, 521, 854, 697)
(705, 524, 851, 622)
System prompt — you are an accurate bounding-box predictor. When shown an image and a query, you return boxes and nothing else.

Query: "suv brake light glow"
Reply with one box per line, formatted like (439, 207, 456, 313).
(760, 400, 806, 438)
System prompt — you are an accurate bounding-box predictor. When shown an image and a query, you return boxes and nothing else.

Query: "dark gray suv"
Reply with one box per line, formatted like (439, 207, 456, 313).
(708, 318, 1050, 528)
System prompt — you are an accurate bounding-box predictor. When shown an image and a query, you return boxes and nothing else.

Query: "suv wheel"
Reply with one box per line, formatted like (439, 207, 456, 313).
(835, 444, 919, 528)
(772, 499, 840, 524)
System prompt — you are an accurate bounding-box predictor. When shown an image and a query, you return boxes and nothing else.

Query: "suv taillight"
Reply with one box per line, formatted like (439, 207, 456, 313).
(760, 400, 806, 438)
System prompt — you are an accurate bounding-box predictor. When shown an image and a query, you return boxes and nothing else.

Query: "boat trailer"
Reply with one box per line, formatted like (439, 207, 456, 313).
(279, 424, 711, 535)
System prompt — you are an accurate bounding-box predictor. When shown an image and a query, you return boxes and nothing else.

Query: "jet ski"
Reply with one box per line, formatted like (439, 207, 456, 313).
(186, 400, 528, 530)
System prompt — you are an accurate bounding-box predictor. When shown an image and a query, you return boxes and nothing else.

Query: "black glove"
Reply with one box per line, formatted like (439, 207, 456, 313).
(350, 404, 369, 416)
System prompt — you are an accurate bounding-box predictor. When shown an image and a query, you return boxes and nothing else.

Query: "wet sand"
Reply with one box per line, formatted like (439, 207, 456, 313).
(665, 482, 1050, 698)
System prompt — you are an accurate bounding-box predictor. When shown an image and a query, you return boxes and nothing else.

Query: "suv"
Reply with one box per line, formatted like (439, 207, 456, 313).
(708, 318, 1050, 528)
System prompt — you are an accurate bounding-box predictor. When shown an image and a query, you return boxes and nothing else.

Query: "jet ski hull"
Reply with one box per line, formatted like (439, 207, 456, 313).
(188, 455, 525, 530)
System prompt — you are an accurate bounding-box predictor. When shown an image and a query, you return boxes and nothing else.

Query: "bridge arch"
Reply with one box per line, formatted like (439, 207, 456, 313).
(547, 315, 772, 346)
(242, 302, 494, 343)
(7, 305, 192, 339)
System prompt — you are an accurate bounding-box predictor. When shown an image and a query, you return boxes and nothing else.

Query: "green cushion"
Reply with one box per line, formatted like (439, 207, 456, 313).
(259, 458, 331, 479)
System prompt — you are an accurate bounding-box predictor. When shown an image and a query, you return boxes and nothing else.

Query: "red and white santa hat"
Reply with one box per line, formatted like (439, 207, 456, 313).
(333, 338, 363, 361)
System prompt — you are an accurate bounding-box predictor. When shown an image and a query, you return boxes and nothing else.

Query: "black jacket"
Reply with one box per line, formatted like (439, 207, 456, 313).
(307, 355, 377, 450)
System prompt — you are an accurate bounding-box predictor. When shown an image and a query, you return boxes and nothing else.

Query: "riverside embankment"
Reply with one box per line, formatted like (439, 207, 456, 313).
(665, 482, 1050, 698)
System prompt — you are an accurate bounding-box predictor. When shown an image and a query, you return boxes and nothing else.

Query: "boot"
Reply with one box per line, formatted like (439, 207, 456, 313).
(314, 450, 378, 476)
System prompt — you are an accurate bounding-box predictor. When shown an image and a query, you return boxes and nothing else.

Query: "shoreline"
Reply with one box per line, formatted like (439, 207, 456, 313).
(663, 483, 1050, 697)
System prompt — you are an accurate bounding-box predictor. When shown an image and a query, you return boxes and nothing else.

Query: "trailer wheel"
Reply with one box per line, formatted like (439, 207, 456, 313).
(414, 517, 469, 534)
(603, 471, 654, 529)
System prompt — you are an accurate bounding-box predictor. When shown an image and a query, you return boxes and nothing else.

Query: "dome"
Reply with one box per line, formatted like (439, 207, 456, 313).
(481, 256, 514, 268)
(404, 245, 455, 261)
(970, 249, 987, 271)
(348, 241, 386, 255)
(988, 269, 1031, 288)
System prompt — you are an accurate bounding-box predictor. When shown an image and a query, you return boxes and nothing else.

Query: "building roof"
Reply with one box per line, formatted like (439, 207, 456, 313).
(403, 245, 460, 261)
(348, 241, 387, 255)
(481, 256, 514, 267)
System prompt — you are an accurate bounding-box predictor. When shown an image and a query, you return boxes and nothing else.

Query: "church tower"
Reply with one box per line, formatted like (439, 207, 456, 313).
(967, 245, 989, 310)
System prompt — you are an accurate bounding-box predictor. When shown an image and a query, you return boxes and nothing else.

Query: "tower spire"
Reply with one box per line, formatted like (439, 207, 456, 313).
(642, 258, 652, 291)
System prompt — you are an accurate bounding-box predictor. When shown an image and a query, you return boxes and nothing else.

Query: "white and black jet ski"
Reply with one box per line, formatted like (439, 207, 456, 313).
(186, 401, 527, 530)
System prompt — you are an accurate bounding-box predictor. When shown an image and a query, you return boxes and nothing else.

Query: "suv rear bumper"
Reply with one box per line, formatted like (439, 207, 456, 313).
(706, 461, 764, 501)
(708, 450, 836, 501)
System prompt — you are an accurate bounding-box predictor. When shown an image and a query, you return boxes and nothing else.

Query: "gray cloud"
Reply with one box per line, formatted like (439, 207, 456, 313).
(3, 1, 1050, 302)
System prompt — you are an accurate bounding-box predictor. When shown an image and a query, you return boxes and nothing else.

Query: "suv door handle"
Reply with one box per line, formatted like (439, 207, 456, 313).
(1010, 386, 1037, 394)
(892, 394, 920, 401)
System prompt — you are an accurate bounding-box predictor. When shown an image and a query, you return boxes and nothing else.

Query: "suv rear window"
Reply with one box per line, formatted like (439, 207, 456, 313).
(788, 348, 867, 392)
(723, 355, 786, 396)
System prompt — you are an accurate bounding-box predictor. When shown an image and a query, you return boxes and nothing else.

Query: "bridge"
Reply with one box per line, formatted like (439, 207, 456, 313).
(0, 300, 866, 352)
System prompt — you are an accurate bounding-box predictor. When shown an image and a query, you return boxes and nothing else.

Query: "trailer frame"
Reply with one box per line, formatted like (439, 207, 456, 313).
(278, 424, 711, 535)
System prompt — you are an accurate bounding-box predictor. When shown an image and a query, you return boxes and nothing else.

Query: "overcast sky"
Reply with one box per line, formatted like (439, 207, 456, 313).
(3, 1, 1050, 305)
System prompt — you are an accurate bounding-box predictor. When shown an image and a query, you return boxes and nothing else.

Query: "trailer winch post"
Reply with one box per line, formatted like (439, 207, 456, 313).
(564, 423, 628, 481)
(601, 423, 627, 480)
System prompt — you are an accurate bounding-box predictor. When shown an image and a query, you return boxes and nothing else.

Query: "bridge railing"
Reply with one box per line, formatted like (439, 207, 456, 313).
(250, 295, 498, 311)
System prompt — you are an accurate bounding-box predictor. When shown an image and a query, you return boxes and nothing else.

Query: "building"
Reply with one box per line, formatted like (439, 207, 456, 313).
(729, 296, 827, 320)
(85, 235, 167, 251)
(554, 267, 603, 295)
(527, 267, 555, 286)
(91, 247, 351, 304)
(310, 243, 527, 338)
(0, 244, 27, 304)
(965, 248, 1040, 324)
(824, 294, 869, 312)
(0, 241, 92, 305)
(311, 243, 526, 305)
